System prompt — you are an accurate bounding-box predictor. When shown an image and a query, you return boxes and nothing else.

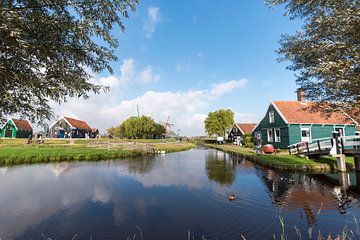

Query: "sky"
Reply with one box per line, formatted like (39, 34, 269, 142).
(51, 1, 303, 136)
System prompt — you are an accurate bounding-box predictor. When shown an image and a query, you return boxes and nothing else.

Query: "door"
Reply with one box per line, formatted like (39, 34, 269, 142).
(58, 130, 65, 138)
(301, 127, 311, 142)
(5, 130, 13, 138)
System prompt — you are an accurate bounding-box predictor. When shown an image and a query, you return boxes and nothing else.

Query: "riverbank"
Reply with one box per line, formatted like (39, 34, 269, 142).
(204, 143, 355, 172)
(0, 139, 195, 165)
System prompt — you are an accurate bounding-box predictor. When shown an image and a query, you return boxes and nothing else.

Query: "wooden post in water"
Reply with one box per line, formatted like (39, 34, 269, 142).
(337, 172, 350, 190)
(333, 131, 347, 172)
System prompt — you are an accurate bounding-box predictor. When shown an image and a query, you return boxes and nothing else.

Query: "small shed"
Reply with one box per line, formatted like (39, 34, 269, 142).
(0, 119, 33, 138)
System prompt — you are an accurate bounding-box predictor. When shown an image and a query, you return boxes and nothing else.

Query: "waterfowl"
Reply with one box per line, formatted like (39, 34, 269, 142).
(228, 194, 236, 201)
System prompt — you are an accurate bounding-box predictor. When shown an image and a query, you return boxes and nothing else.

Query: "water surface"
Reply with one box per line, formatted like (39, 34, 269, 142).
(0, 148, 359, 239)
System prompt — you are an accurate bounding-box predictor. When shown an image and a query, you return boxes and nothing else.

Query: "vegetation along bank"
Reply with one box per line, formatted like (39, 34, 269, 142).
(204, 143, 355, 173)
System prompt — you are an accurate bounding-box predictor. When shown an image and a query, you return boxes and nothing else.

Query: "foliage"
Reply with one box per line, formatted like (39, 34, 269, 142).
(0, 0, 138, 123)
(267, 0, 360, 114)
(204, 109, 234, 137)
(108, 115, 166, 139)
(242, 133, 254, 148)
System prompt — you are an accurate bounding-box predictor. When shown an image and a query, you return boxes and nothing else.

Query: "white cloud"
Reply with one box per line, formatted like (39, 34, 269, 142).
(50, 60, 251, 136)
(119, 58, 135, 83)
(210, 79, 248, 98)
(143, 6, 161, 38)
(139, 66, 160, 83)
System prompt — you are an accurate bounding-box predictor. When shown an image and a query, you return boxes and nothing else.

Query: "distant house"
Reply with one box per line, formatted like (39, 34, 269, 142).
(0, 119, 33, 138)
(91, 128, 99, 138)
(252, 93, 357, 149)
(228, 123, 257, 143)
(49, 116, 93, 138)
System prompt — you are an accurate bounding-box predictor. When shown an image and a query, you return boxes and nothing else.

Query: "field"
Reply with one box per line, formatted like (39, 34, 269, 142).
(0, 138, 195, 165)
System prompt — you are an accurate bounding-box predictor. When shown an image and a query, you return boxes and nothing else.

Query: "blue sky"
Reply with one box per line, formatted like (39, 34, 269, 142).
(53, 1, 303, 136)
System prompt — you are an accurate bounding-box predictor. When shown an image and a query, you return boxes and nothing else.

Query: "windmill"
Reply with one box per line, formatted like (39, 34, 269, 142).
(160, 116, 174, 138)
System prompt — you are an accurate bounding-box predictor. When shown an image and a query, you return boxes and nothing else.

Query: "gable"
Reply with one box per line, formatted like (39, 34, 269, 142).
(256, 103, 288, 130)
(236, 123, 257, 134)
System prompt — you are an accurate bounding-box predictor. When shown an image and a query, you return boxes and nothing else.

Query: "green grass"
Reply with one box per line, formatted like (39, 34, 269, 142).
(0, 139, 195, 166)
(0, 145, 143, 165)
(204, 144, 356, 172)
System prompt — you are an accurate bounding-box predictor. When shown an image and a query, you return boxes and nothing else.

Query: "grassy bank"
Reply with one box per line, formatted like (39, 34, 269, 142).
(204, 143, 355, 172)
(0, 139, 195, 165)
(0, 146, 143, 165)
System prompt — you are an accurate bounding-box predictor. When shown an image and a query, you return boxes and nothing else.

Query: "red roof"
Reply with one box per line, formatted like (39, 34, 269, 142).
(12, 119, 32, 131)
(64, 117, 92, 130)
(235, 123, 257, 134)
(273, 101, 355, 125)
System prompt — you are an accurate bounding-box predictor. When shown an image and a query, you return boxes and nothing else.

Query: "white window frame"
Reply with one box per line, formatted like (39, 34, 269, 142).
(300, 126, 312, 142)
(267, 128, 273, 142)
(274, 128, 281, 142)
(269, 111, 275, 124)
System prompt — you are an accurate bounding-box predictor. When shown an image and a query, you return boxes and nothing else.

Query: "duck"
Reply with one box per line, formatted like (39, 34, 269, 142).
(228, 194, 236, 201)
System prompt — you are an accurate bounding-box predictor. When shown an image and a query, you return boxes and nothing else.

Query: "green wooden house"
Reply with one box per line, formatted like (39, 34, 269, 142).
(0, 119, 33, 138)
(252, 101, 358, 149)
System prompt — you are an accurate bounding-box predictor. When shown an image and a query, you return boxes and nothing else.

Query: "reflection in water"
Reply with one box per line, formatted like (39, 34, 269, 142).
(127, 156, 156, 174)
(205, 150, 235, 185)
(0, 149, 359, 239)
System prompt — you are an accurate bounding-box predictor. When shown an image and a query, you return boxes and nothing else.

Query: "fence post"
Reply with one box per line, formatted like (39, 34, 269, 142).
(306, 142, 310, 155)
(317, 140, 321, 154)
(296, 144, 300, 155)
(288, 147, 291, 155)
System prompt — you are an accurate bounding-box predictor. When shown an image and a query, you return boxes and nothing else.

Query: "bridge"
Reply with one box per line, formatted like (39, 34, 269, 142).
(288, 133, 360, 172)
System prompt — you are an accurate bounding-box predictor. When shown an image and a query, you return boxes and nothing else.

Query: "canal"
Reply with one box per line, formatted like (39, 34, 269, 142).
(0, 147, 360, 239)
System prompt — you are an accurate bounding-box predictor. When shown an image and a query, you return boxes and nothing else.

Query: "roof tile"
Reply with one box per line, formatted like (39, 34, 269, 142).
(64, 117, 92, 130)
(273, 101, 355, 125)
(12, 119, 33, 131)
(235, 123, 257, 134)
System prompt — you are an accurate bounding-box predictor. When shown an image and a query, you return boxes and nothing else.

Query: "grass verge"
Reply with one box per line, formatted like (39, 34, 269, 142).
(204, 143, 355, 173)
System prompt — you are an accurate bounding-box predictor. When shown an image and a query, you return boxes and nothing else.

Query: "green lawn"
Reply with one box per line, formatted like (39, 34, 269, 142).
(0, 139, 195, 165)
(0, 146, 143, 165)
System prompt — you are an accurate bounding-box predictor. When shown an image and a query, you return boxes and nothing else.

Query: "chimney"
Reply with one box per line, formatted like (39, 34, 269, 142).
(296, 88, 306, 102)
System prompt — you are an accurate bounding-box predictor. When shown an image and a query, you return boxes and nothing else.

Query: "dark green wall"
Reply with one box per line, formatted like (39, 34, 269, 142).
(252, 104, 289, 148)
(252, 103, 357, 149)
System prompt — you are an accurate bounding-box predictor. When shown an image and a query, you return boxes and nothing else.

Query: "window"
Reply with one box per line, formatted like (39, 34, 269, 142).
(301, 127, 311, 142)
(269, 111, 275, 123)
(275, 128, 281, 142)
(267, 129, 273, 142)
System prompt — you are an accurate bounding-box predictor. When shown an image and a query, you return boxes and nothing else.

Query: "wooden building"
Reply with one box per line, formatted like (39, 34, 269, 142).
(0, 119, 33, 138)
(228, 123, 257, 143)
(49, 116, 93, 138)
(252, 100, 357, 149)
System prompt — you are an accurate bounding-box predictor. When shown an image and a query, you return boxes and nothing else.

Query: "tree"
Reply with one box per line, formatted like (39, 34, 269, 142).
(204, 109, 234, 137)
(0, 0, 138, 123)
(267, 0, 360, 114)
(108, 115, 165, 139)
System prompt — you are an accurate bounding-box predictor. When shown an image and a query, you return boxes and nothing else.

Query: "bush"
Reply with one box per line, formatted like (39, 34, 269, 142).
(243, 134, 254, 148)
